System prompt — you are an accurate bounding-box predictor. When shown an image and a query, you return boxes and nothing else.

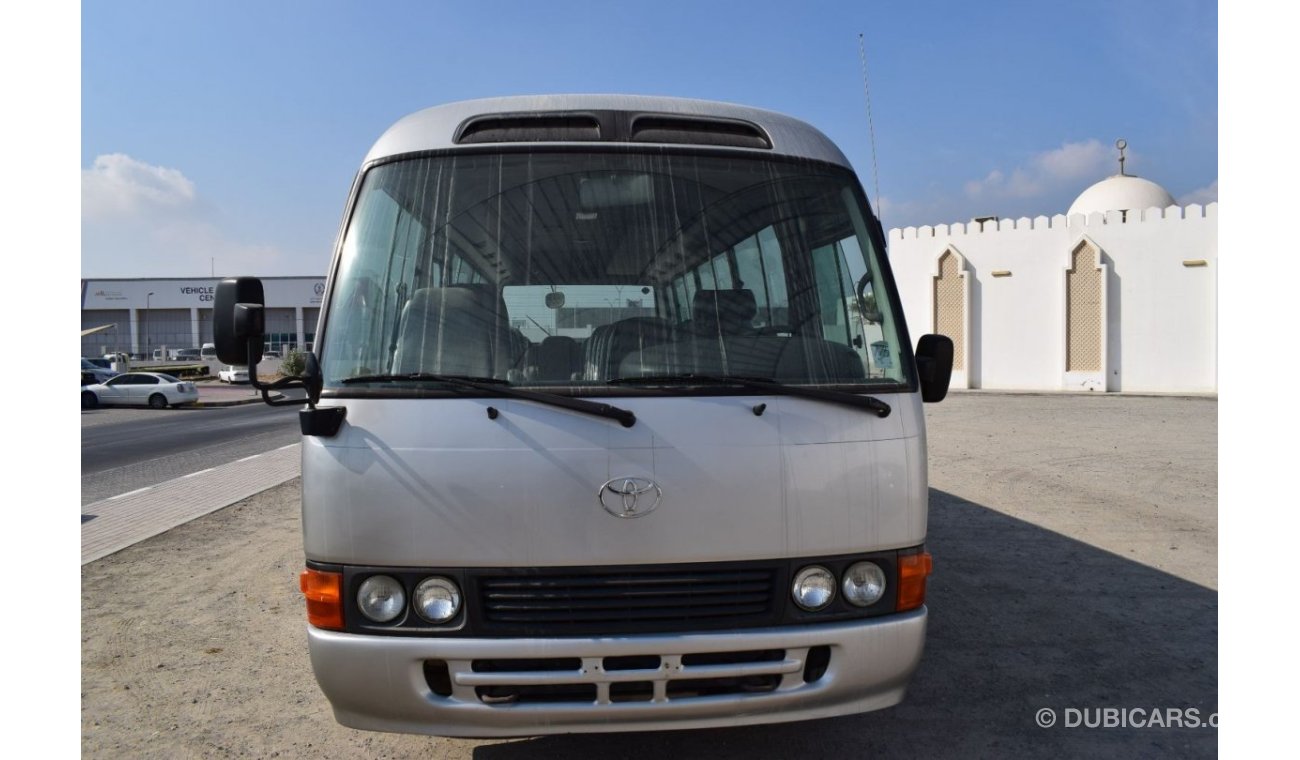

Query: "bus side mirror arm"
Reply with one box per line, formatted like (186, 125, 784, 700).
(249, 350, 343, 435)
(245, 345, 344, 435)
(215, 277, 342, 434)
(228, 302, 307, 405)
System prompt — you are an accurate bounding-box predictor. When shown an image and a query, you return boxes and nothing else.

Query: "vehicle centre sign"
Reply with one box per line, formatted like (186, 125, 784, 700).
(178, 284, 216, 302)
(81, 277, 326, 310)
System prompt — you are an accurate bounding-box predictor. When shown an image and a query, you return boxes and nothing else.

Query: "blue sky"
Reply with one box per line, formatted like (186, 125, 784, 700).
(81, 0, 1217, 277)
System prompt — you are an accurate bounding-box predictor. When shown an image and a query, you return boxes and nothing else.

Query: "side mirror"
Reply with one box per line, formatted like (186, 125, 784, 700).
(214, 277, 266, 365)
(915, 334, 954, 403)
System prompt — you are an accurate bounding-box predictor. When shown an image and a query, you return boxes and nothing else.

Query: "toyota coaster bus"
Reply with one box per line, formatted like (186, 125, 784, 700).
(213, 95, 953, 736)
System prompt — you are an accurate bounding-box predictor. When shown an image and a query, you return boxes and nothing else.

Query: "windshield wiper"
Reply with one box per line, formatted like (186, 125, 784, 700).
(343, 372, 511, 386)
(341, 373, 636, 427)
(609, 373, 891, 418)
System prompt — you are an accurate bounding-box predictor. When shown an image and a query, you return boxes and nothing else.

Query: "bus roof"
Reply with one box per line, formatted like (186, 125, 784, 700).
(364, 95, 853, 169)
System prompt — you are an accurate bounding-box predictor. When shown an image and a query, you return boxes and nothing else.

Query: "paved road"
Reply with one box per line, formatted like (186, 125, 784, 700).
(80, 392, 304, 505)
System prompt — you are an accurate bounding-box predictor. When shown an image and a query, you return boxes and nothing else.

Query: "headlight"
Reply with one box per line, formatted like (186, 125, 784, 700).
(841, 561, 887, 607)
(791, 566, 836, 611)
(414, 577, 462, 623)
(356, 575, 405, 623)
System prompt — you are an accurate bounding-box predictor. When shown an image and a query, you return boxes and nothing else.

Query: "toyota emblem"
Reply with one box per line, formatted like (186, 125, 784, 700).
(598, 477, 662, 519)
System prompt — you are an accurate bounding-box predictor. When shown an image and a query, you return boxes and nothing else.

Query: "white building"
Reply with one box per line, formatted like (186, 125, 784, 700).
(886, 162, 1217, 393)
(81, 277, 325, 358)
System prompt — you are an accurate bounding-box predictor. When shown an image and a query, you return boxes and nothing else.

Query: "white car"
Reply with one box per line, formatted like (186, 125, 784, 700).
(218, 365, 250, 383)
(81, 372, 199, 409)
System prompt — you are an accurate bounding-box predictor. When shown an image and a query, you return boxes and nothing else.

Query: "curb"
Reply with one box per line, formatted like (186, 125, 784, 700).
(195, 391, 286, 408)
(82, 444, 301, 564)
(195, 397, 279, 407)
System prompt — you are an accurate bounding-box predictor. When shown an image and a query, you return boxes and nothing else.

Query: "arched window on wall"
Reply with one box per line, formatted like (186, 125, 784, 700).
(932, 249, 967, 374)
(1066, 241, 1103, 373)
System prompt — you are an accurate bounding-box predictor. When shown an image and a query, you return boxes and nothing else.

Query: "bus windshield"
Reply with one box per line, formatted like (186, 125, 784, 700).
(321, 151, 911, 391)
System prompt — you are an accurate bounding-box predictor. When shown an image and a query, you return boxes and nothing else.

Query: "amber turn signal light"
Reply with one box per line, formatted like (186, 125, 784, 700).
(896, 551, 933, 612)
(299, 567, 344, 630)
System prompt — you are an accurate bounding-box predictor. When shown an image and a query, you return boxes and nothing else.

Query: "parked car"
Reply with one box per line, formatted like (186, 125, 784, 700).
(81, 372, 199, 409)
(81, 358, 118, 383)
(175, 348, 203, 361)
(81, 372, 99, 409)
(218, 365, 249, 383)
(83, 357, 112, 369)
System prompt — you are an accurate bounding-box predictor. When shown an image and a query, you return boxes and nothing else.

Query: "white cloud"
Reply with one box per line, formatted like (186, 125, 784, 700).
(82, 153, 196, 220)
(876, 199, 973, 234)
(877, 194, 979, 232)
(1034, 140, 1113, 181)
(81, 153, 288, 277)
(964, 139, 1112, 203)
(876, 138, 1122, 229)
(1178, 179, 1218, 206)
(876, 195, 920, 223)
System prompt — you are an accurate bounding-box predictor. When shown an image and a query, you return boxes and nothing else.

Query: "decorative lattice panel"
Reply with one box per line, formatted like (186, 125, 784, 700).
(1067, 243, 1102, 372)
(933, 251, 966, 371)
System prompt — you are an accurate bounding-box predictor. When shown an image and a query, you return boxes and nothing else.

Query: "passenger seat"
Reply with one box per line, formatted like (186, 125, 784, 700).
(392, 287, 513, 378)
(525, 336, 583, 382)
(692, 289, 757, 336)
(583, 317, 676, 381)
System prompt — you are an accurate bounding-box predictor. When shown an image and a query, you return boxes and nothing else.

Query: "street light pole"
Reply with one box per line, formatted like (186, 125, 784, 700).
(146, 292, 154, 359)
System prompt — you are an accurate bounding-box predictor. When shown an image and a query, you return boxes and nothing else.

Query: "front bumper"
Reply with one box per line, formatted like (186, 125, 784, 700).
(307, 608, 926, 737)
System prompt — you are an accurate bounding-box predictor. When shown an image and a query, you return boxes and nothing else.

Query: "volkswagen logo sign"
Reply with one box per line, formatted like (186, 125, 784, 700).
(598, 477, 662, 519)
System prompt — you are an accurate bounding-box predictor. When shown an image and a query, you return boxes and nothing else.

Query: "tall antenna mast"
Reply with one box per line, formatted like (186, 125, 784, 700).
(857, 33, 882, 221)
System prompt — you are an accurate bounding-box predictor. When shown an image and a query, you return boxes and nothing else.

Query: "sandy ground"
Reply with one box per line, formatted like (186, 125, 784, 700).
(81, 393, 1217, 758)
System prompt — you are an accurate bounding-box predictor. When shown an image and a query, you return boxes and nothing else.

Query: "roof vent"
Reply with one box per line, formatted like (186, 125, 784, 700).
(630, 115, 771, 149)
(456, 113, 602, 144)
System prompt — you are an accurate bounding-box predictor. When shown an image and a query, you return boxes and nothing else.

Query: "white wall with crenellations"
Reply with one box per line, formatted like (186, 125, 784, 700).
(886, 203, 1217, 393)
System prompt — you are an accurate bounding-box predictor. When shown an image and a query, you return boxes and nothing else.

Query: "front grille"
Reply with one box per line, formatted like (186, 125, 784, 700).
(475, 566, 780, 635)
(476, 683, 597, 704)
(437, 648, 812, 707)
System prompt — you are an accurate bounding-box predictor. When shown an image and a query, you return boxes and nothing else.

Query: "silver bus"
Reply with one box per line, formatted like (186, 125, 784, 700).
(213, 95, 953, 736)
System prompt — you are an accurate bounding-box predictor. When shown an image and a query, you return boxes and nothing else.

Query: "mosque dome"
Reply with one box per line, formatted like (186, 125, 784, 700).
(1068, 173, 1176, 216)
